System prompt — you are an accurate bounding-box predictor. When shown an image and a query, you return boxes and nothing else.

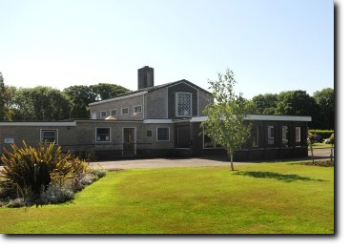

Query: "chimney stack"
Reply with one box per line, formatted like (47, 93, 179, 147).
(138, 66, 154, 90)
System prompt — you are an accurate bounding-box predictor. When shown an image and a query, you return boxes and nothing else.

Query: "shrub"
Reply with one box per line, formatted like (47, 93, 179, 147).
(40, 182, 75, 204)
(79, 173, 97, 186)
(308, 133, 323, 143)
(0, 141, 97, 207)
(92, 169, 107, 179)
(6, 198, 26, 208)
(324, 133, 334, 145)
(309, 129, 334, 140)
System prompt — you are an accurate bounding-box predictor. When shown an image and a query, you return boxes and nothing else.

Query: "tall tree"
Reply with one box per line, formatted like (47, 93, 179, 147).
(63, 85, 98, 118)
(30, 86, 71, 121)
(64, 84, 130, 118)
(9, 87, 71, 121)
(91, 83, 130, 101)
(0, 72, 6, 120)
(2, 86, 17, 120)
(10, 87, 35, 121)
(201, 69, 252, 171)
(252, 93, 278, 115)
(313, 88, 334, 130)
(275, 90, 321, 128)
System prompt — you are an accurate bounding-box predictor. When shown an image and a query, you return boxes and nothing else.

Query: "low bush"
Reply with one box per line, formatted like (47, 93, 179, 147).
(325, 133, 334, 145)
(0, 141, 106, 207)
(309, 129, 334, 141)
(308, 133, 323, 143)
(40, 182, 75, 205)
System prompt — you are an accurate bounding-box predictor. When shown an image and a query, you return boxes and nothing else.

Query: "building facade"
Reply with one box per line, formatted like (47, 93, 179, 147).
(0, 66, 311, 162)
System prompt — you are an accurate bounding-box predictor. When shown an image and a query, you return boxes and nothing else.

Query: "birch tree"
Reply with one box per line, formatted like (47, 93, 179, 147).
(201, 69, 252, 171)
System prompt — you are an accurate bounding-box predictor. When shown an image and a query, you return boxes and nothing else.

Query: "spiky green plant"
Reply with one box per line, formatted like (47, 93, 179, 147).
(0, 141, 88, 205)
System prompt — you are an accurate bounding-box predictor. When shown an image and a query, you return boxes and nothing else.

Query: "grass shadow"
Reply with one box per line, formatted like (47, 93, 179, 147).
(234, 171, 325, 183)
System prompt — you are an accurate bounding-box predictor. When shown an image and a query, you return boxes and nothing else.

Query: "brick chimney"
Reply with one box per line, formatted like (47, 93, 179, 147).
(138, 66, 154, 90)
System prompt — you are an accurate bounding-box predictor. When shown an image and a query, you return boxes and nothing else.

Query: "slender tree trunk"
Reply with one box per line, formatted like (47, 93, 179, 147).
(230, 153, 234, 171)
(330, 146, 334, 162)
(309, 143, 314, 164)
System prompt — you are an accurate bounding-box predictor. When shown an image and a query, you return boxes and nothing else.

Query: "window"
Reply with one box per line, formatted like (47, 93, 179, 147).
(203, 134, 223, 149)
(121, 108, 129, 115)
(252, 125, 260, 147)
(41, 130, 58, 144)
(147, 131, 152, 137)
(111, 109, 117, 116)
(295, 127, 301, 143)
(134, 105, 142, 113)
(267, 125, 275, 145)
(96, 128, 111, 142)
(176, 92, 192, 117)
(157, 127, 170, 141)
(4, 138, 15, 144)
(282, 126, 289, 147)
(100, 111, 107, 118)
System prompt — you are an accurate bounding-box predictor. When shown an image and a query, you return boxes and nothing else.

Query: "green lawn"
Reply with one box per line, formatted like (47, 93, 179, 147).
(309, 143, 334, 149)
(0, 162, 334, 234)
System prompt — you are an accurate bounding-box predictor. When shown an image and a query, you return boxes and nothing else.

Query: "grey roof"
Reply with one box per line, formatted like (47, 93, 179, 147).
(89, 79, 212, 106)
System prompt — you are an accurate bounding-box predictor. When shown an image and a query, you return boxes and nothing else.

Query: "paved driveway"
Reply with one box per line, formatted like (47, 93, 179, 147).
(89, 156, 239, 171)
(0, 148, 334, 171)
(89, 148, 334, 171)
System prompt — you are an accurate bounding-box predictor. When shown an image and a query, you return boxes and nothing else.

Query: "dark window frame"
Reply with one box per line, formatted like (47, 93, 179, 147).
(96, 127, 112, 142)
(157, 127, 170, 141)
(41, 129, 58, 144)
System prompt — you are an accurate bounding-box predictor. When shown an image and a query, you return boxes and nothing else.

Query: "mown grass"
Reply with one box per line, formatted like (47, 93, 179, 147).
(0, 162, 334, 234)
(309, 142, 334, 149)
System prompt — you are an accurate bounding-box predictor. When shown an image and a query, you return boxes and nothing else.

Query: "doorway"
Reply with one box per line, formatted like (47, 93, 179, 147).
(175, 125, 190, 148)
(123, 128, 136, 156)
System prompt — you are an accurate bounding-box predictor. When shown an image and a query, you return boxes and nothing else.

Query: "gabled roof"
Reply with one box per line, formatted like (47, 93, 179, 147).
(89, 79, 212, 106)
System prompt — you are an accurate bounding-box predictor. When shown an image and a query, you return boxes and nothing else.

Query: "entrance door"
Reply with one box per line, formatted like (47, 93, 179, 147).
(176, 125, 190, 148)
(123, 128, 135, 156)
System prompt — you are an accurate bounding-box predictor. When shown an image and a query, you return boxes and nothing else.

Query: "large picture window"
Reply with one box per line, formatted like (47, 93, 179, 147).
(267, 125, 275, 145)
(41, 130, 58, 144)
(176, 92, 192, 117)
(203, 134, 222, 149)
(96, 128, 111, 142)
(157, 127, 170, 141)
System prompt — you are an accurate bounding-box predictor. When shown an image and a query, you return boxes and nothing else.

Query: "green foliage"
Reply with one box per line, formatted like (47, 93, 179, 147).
(91, 83, 130, 100)
(250, 88, 334, 130)
(275, 91, 321, 129)
(3, 83, 130, 121)
(309, 129, 334, 141)
(6, 86, 71, 121)
(324, 133, 334, 145)
(63, 83, 130, 119)
(40, 182, 75, 204)
(313, 88, 334, 130)
(252, 93, 278, 115)
(0, 141, 95, 206)
(63, 85, 98, 119)
(0, 72, 6, 120)
(202, 69, 252, 171)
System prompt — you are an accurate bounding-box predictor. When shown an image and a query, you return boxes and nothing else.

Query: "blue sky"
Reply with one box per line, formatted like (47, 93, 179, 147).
(0, 0, 333, 99)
